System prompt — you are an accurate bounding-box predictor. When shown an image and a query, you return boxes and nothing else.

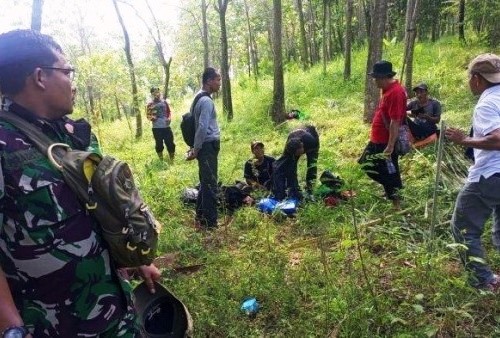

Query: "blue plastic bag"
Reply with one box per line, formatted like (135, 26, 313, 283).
(276, 198, 299, 215)
(256, 198, 278, 214)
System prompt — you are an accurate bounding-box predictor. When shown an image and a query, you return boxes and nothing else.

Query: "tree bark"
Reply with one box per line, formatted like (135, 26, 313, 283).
(216, 0, 234, 121)
(322, 0, 328, 74)
(458, 0, 466, 42)
(142, 0, 173, 98)
(112, 0, 142, 138)
(31, 0, 44, 32)
(201, 0, 210, 69)
(401, 0, 420, 89)
(307, 0, 319, 64)
(344, 0, 353, 80)
(243, 0, 259, 77)
(271, 0, 285, 124)
(363, 0, 388, 122)
(296, 0, 310, 70)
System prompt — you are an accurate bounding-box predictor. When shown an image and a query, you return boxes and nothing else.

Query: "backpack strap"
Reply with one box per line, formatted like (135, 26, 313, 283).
(190, 91, 212, 116)
(0, 110, 54, 156)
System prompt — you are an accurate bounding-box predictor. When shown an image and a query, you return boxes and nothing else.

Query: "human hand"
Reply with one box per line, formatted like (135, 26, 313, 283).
(383, 144, 394, 156)
(137, 264, 161, 294)
(185, 149, 197, 161)
(445, 127, 466, 145)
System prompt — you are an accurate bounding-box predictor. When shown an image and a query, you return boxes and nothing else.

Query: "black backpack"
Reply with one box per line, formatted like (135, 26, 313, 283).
(180, 92, 212, 148)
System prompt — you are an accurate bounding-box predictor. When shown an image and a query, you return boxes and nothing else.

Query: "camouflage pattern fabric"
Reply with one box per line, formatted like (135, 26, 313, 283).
(0, 111, 140, 337)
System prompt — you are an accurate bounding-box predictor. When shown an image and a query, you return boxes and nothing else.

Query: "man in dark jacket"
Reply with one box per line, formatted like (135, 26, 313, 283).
(286, 125, 320, 195)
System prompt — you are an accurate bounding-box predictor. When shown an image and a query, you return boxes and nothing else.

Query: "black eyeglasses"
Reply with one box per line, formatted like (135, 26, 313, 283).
(40, 66, 76, 81)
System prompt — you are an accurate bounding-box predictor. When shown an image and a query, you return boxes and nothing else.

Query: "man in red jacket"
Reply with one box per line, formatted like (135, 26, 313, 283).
(359, 60, 407, 209)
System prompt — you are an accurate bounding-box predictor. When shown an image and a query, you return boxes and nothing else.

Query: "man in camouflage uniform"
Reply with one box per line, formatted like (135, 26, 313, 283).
(0, 29, 160, 337)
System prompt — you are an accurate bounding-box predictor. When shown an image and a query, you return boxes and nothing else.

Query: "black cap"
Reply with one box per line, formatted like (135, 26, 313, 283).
(150, 87, 160, 94)
(368, 60, 396, 78)
(412, 83, 428, 91)
(133, 281, 193, 338)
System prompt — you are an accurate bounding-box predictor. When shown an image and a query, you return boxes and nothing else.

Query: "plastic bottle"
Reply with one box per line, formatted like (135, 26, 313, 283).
(386, 159, 396, 174)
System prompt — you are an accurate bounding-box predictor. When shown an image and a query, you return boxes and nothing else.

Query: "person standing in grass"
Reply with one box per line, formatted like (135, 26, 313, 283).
(445, 53, 500, 292)
(359, 60, 407, 210)
(406, 83, 442, 140)
(186, 67, 222, 229)
(146, 86, 175, 162)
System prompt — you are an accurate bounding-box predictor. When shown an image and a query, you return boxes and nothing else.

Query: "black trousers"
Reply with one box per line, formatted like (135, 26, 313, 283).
(359, 142, 402, 200)
(152, 127, 175, 154)
(406, 118, 437, 140)
(196, 140, 220, 228)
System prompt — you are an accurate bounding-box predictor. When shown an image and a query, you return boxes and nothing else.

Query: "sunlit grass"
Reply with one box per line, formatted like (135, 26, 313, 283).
(89, 38, 499, 337)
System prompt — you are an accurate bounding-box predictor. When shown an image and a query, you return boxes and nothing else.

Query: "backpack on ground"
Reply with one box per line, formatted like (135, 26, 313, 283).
(180, 92, 212, 148)
(0, 111, 160, 268)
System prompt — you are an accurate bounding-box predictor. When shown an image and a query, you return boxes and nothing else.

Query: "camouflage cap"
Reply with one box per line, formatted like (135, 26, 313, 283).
(468, 53, 500, 84)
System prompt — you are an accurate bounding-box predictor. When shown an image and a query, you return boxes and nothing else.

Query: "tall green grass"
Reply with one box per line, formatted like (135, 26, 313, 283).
(89, 37, 499, 337)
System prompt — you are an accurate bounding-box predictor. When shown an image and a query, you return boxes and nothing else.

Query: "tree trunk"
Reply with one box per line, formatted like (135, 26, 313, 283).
(216, 0, 234, 121)
(296, 0, 310, 70)
(112, 0, 142, 138)
(363, 0, 388, 122)
(243, 0, 259, 77)
(143, 0, 173, 98)
(322, 0, 328, 74)
(31, 0, 43, 32)
(401, 0, 420, 90)
(271, 0, 285, 124)
(344, 0, 353, 80)
(307, 0, 319, 64)
(458, 0, 466, 42)
(202, 0, 210, 69)
(361, 0, 372, 41)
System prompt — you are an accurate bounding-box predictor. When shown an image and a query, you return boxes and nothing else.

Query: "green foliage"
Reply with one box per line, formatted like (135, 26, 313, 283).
(93, 38, 500, 337)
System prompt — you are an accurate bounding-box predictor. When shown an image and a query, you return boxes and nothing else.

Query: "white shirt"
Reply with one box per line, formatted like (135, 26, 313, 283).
(468, 84, 500, 182)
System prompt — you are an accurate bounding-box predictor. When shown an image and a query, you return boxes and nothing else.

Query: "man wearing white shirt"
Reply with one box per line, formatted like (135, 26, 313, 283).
(445, 53, 500, 291)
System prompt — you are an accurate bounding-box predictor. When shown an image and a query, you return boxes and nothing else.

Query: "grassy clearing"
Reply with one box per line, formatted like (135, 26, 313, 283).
(89, 37, 500, 337)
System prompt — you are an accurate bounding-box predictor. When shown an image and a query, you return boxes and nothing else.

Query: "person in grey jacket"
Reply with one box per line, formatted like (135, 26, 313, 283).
(186, 67, 222, 229)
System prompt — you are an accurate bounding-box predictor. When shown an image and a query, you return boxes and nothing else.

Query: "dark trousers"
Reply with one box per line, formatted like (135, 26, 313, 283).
(152, 127, 175, 154)
(406, 118, 437, 140)
(359, 142, 402, 200)
(272, 155, 301, 201)
(196, 140, 220, 228)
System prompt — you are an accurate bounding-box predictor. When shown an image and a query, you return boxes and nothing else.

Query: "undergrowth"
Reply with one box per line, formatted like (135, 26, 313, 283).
(85, 37, 499, 337)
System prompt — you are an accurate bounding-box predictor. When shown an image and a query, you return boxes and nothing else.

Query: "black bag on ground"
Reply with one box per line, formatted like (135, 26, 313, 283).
(180, 92, 212, 148)
(0, 111, 160, 268)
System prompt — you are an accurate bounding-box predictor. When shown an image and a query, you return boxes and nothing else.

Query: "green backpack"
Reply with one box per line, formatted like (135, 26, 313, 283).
(0, 111, 160, 268)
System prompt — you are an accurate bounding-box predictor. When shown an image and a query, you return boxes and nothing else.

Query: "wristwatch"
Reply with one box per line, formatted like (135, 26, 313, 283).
(1, 326, 28, 338)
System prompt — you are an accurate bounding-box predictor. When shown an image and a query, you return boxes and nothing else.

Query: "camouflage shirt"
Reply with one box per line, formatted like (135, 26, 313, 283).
(0, 103, 139, 337)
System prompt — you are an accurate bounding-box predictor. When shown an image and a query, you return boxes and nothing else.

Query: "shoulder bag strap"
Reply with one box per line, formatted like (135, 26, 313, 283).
(0, 110, 66, 160)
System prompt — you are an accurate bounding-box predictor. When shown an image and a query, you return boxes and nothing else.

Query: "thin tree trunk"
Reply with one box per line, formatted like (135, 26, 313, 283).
(112, 0, 142, 138)
(296, 0, 310, 70)
(401, 0, 420, 89)
(31, 0, 43, 31)
(361, 0, 371, 41)
(143, 0, 173, 98)
(458, 0, 465, 42)
(344, 0, 353, 80)
(202, 0, 210, 68)
(216, 0, 234, 121)
(271, 0, 285, 124)
(243, 0, 259, 77)
(307, 0, 319, 64)
(363, 0, 388, 122)
(322, 0, 328, 74)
